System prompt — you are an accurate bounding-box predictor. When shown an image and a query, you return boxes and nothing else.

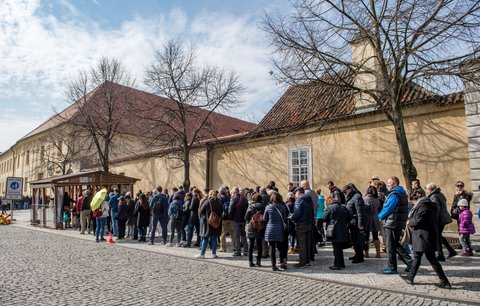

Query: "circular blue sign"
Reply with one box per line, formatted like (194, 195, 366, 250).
(10, 182, 19, 190)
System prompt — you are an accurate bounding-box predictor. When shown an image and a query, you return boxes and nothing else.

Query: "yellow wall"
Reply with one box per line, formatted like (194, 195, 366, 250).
(210, 103, 471, 204)
(110, 148, 207, 193)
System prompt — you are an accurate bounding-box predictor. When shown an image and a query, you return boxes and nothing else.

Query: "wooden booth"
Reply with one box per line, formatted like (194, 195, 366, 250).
(29, 170, 139, 228)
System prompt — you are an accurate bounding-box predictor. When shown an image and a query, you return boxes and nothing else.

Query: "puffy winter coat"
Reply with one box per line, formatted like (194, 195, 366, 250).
(459, 209, 476, 235)
(263, 203, 287, 242)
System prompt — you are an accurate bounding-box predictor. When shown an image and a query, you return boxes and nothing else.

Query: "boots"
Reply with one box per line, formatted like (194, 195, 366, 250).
(374, 240, 381, 258)
(256, 257, 262, 267)
(280, 258, 287, 270)
(364, 249, 369, 258)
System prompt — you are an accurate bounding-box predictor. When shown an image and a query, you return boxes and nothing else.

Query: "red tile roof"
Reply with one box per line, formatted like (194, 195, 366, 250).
(21, 82, 257, 143)
(253, 73, 464, 134)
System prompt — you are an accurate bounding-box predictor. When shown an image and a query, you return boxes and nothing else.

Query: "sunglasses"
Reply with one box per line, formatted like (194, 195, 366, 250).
(456, 184, 464, 188)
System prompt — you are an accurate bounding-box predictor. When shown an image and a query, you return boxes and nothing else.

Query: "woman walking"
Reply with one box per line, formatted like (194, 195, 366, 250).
(263, 192, 288, 271)
(196, 190, 223, 259)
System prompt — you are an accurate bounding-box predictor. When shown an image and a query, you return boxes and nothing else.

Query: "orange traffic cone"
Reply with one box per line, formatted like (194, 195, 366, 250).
(107, 232, 115, 244)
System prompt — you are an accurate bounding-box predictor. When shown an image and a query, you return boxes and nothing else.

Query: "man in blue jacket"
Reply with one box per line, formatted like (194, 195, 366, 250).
(378, 177, 413, 274)
(292, 187, 314, 268)
(108, 188, 120, 237)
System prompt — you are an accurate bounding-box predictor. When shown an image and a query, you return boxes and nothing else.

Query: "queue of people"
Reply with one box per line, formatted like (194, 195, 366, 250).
(59, 176, 476, 290)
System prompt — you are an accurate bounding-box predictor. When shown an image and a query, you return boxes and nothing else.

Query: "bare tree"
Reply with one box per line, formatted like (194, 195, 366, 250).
(64, 57, 134, 173)
(263, 0, 480, 188)
(144, 40, 244, 190)
(33, 125, 90, 176)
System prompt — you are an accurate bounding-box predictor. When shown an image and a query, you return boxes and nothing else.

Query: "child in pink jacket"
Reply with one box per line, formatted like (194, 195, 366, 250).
(458, 199, 475, 256)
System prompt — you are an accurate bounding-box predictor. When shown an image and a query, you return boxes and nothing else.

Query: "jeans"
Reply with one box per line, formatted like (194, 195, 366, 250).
(384, 227, 412, 270)
(181, 215, 190, 241)
(150, 214, 161, 242)
(232, 222, 248, 255)
(111, 212, 119, 236)
(138, 226, 147, 239)
(289, 233, 297, 248)
(296, 223, 312, 265)
(200, 236, 218, 256)
(187, 221, 200, 246)
(159, 217, 169, 243)
(95, 218, 107, 240)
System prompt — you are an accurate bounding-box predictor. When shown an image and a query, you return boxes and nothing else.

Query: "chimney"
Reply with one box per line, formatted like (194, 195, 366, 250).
(350, 34, 383, 110)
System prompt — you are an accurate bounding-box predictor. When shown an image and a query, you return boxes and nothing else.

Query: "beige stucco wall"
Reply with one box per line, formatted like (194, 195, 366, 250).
(110, 147, 207, 193)
(210, 103, 471, 205)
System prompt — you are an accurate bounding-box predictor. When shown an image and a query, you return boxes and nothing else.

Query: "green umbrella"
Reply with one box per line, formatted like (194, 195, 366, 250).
(90, 188, 108, 211)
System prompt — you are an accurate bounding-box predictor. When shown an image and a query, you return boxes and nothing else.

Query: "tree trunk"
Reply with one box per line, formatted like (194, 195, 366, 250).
(391, 107, 417, 192)
(183, 148, 191, 191)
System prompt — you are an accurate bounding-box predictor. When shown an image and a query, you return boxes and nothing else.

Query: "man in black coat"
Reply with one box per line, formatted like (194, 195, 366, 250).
(229, 187, 249, 256)
(327, 181, 345, 204)
(343, 184, 367, 263)
(426, 182, 457, 260)
(400, 191, 451, 289)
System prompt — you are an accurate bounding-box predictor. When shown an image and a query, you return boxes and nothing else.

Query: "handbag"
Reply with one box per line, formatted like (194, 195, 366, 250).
(207, 201, 222, 229)
(92, 208, 102, 218)
(326, 219, 337, 239)
(400, 223, 412, 245)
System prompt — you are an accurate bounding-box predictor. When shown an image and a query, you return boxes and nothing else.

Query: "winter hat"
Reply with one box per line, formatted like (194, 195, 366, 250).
(458, 198, 468, 207)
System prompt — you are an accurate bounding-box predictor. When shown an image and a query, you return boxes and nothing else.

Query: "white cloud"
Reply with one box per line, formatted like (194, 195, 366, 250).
(0, 0, 282, 151)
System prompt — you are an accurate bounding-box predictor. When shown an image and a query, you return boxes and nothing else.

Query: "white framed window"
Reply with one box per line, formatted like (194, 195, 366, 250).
(288, 145, 312, 187)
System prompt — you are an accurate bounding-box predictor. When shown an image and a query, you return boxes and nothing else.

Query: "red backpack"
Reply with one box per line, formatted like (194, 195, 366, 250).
(250, 210, 265, 231)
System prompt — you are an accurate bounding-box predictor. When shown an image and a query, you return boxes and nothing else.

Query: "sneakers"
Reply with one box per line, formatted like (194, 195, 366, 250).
(211, 254, 219, 259)
(287, 248, 295, 255)
(147, 241, 154, 245)
(280, 264, 288, 270)
(232, 253, 242, 257)
(382, 268, 398, 274)
(460, 252, 472, 256)
(249, 262, 255, 267)
(195, 254, 205, 259)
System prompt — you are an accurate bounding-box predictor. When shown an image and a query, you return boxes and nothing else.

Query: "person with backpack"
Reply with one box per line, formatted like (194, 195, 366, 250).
(229, 187, 249, 257)
(245, 193, 266, 267)
(168, 193, 183, 246)
(149, 186, 168, 245)
(219, 186, 237, 252)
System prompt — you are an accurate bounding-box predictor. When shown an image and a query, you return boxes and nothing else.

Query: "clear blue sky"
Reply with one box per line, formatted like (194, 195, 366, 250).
(0, 0, 288, 152)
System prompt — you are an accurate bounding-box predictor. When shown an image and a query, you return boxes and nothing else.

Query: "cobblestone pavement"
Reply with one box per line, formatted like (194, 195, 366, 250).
(4, 211, 480, 305)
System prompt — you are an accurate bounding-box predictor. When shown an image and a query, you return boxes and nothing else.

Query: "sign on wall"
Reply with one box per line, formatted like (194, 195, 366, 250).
(6, 177, 23, 200)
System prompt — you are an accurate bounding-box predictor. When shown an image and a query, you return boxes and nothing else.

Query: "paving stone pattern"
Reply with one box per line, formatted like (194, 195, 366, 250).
(1, 225, 477, 306)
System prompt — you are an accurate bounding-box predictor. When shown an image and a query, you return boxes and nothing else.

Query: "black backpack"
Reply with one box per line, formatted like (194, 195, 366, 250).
(152, 196, 163, 216)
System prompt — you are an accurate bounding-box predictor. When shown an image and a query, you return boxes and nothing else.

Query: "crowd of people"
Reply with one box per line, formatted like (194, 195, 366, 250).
(62, 176, 478, 289)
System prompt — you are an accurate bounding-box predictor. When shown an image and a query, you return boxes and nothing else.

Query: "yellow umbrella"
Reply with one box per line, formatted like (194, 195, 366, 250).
(90, 188, 108, 211)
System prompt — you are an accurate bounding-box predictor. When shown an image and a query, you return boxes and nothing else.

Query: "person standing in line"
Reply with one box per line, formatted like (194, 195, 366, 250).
(322, 199, 352, 270)
(95, 197, 109, 242)
(378, 177, 413, 274)
(245, 193, 266, 267)
(116, 196, 127, 240)
(135, 193, 150, 243)
(108, 188, 120, 237)
(229, 187, 249, 257)
(363, 185, 382, 258)
(125, 192, 135, 238)
(263, 191, 288, 271)
(168, 193, 183, 246)
(291, 187, 314, 268)
(400, 191, 451, 289)
(327, 181, 346, 204)
(80, 190, 92, 235)
(343, 183, 367, 263)
(450, 181, 473, 222)
(196, 190, 223, 259)
(315, 189, 326, 247)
